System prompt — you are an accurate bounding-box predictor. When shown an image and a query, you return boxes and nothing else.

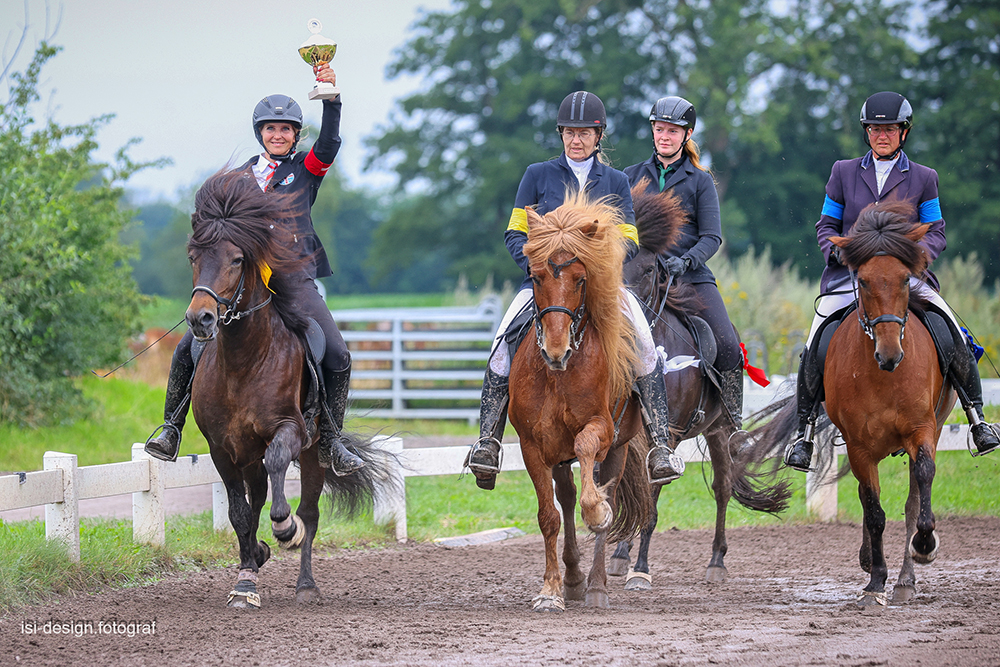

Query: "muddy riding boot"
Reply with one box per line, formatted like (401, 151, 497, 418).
(636, 359, 685, 486)
(144, 351, 194, 462)
(466, 369, 509, 490)
(719, 367, 745, 430)
(954, 351, 1000, 457)
(321, 363, 365, 474)
(783, 356, 820, 472)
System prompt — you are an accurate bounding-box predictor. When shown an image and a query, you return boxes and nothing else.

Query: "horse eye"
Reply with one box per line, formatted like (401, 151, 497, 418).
(232, 257, 244, 267)
(187, 255, 194, 265)
(576, 278, 585, 289)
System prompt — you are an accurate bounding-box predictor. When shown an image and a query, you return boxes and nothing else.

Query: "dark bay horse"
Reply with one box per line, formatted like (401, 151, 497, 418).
(185, 171, 393, 608)
(509, 192, 651, 612)
(610, 181, 791, 587)
(750, 200, 955, 606)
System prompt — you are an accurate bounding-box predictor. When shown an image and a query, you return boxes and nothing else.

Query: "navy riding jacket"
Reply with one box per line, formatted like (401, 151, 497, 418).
(624, 153, 723, 286)
(817, 150, 946, 293)
(238, 97, 343, 279)
(505, 153, 638, 290)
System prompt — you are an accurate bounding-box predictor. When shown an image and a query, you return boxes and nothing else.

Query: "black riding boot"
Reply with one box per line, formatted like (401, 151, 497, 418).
(466, 369, 509, 490)
(321, 363, 366, 475)
(144, 349, 194, 462)
(719, 367, 745, 430)
(636, 359, 685, 486)
(783, 351, 821, 472)
(953, 347, 1000, 457)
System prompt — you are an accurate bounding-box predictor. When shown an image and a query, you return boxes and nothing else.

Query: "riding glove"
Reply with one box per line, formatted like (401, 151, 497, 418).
(664, 255, 690, 277)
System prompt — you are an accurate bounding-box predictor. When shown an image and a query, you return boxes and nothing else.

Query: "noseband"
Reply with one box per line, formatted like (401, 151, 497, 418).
(192, 268, 272, 326)
(534, 257, 588, 350)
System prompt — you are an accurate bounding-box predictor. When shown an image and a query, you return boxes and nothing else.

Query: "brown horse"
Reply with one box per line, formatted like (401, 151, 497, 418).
(185, 171, 393, 608)
(825, 200, 954, 606)
(509, 191, 651, 612)
(611, 182, 791, 587)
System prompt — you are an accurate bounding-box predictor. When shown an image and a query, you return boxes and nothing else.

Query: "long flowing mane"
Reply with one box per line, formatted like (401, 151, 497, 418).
(838, 200, 930, 277)
(630, 178, 687, 254)
(189, 170, 312, 333)
(523, 189, 639, 401)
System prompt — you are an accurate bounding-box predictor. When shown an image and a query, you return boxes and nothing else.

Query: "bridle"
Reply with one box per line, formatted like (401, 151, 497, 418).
(192, 267, 272, 326)
(851, 254, 909, 343)
(534, 256, 588, 350)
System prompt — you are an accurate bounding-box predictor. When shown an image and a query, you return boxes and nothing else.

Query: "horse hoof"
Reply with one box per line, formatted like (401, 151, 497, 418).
(856, 590, 888, 607)
(564, 581, 586, 601)
(892, 584, 916, 604)
(624, 569, 652, 591)
(705, 566, 728, 584)
(255, 540, 271, 568)
(296, 586, 321, 604)
(608, 556, 630, 577)
(276, 514, 306, 550)
(585, 590, 611, 609)
(909, 530, 939, 564)
(227, 594, 260, 610)
(530, 595, 565, 612)
(585, 500, 613, 533)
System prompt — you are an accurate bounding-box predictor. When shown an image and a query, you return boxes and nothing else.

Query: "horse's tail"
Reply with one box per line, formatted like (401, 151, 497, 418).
(728, 428, 794, 515)
(320, 433, 402, 519)
(608, 433, 652, 543)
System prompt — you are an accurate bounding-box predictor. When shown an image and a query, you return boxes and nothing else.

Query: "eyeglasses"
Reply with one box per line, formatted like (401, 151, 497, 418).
(866, 125, 901, 137)
(561, 128, 597, 140)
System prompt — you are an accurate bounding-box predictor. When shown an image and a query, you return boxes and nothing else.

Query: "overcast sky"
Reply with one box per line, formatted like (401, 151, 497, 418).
(2, 0, 451, 202)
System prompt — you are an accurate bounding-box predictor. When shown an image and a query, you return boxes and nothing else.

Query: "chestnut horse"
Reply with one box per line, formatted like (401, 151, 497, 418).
(185, 171, 393, 608)
(749, 200, 955, 606)
(610, 182, 791, 587)
(509, 192, 651, 612)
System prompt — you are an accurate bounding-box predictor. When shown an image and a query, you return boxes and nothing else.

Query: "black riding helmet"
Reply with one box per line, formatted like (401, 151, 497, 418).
(649, 95, 696, 160)
(859, 91, 912, 159)
(252, 94, 303, 160)
(557, 91, 607, 137)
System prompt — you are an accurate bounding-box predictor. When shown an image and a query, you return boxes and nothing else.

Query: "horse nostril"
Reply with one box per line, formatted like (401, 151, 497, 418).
(200, 312, 216, 328)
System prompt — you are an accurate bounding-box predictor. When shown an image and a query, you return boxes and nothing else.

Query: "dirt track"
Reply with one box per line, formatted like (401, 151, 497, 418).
(4, 516, 1000, 666)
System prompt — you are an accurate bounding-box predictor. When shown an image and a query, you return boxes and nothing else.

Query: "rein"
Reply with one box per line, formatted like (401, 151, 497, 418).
(192, 268, 272, 326)
(534, 257, 588, 350)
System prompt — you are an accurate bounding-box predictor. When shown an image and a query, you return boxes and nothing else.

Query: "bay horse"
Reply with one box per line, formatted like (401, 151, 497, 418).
(610, 181, 792, 587)
(748, 200, 955, 606)
(184, 170, 393, 608)
(508, 191, 651, 612)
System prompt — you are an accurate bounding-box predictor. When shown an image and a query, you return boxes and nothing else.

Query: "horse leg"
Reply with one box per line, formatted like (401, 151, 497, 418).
(523, 448, 565, 612)
(553, 463, 585, 601)
(624, 484, 659, 592)
(244, 460, 271, 570)
(219, 464, 264, 609)
(856, 469, 889, 607)
(293, 442, 325, 604)
(266, 423, 306, 549)
(609, 539, 632, 577)
(575, 424, 612, 533)
(908, 445, 938, 563)
(706, 430, 732, 583)
(893, 457, 921, 603)
(585, 443, 626, 609)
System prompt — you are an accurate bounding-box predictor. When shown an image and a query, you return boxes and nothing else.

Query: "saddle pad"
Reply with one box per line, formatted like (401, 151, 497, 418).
(688, 315, 716, 368)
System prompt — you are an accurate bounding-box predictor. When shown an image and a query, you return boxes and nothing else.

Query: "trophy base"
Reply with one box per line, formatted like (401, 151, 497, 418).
(308, 84, 340, 101)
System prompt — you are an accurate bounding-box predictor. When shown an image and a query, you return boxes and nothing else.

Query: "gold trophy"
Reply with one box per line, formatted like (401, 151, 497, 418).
(298, 19, 339, 100)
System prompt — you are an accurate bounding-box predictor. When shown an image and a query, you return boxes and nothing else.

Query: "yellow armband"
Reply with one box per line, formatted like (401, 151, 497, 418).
(507, 207, 528, 233)
(618, 223, 639, 246)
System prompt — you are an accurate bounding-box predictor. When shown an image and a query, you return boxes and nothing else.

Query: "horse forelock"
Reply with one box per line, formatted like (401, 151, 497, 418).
(841, 200, 928, 275)
(630, 179, 687, 254)
(188, 170, 311, 334)
(524, 190, 638, 401)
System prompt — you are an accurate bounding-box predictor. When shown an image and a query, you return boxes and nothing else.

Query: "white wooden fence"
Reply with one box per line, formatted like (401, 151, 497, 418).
(335, 297, 504, 422)
(0, 422, 984, 561)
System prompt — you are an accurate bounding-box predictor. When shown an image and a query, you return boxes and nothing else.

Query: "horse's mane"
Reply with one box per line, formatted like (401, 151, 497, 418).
(188, 170, 312, 334)
(523, 189, 639, 401)
(630, 178, 687, 254)
(838, 200, 930, 277)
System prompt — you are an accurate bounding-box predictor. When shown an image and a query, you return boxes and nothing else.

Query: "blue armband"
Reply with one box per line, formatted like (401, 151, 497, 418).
(918, 198, 942, 223)
(821, 195, 844, 220)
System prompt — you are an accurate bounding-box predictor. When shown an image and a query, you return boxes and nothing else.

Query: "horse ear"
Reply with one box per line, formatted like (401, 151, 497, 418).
(525, 206, 542, 232)
(829, 236, 848, 248)
(583, 220, 600, 238)
(907, 223, 931, 242)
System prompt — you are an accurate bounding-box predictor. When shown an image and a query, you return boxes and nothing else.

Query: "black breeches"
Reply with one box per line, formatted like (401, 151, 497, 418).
(172, 328, 195, 376)
(300, 279, 351, 372)
(690, 282, 742, 371)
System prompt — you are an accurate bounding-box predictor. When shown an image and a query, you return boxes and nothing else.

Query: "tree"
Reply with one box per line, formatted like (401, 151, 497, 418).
(917, 0, 1000, 284)
(0, 44, 162, 426)
(366, 0, 925, 286)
